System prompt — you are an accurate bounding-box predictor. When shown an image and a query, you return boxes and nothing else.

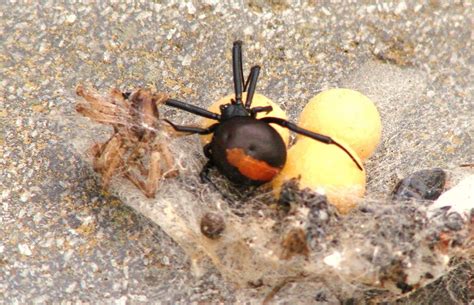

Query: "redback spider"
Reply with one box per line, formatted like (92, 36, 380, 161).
(164, 41, 363, 187)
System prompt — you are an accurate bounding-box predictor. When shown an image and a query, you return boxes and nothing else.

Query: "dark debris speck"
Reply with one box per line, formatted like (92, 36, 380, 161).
(391, 168, 447, 201)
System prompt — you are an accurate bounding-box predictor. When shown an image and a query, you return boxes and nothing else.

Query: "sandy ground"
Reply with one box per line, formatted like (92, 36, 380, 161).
(1, 1, 472, 304)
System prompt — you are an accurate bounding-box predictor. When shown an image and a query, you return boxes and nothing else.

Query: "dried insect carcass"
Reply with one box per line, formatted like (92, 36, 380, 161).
(76, 85, 177, 198)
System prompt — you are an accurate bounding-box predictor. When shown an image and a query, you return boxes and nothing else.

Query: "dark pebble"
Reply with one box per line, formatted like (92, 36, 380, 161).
(200, 212, 226, 239)
(392, 168, 447, 201)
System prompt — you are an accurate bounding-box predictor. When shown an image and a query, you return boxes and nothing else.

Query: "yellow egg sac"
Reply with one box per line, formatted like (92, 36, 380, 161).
(299, 88, 382, 160)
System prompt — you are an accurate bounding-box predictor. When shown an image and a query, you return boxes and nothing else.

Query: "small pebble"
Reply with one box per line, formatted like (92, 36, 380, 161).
(65, 14, 77, 24)
(392, 168, 446, 201)
(161, 256, 170, 266)
(200, 212, 225, 239)
(18, 244, 32, 256)
(19, 192, 31, 202)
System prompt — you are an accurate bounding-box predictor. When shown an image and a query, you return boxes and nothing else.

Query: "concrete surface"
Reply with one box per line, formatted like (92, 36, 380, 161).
(1, 1, 472, 304)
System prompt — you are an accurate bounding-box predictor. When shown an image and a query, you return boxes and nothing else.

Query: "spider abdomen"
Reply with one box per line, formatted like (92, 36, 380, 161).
(210, 116, 287, 185)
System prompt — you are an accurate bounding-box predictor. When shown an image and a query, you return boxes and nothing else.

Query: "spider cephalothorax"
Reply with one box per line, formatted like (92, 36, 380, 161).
(164, 41, 362, 186)
(76, 85, 177, 197)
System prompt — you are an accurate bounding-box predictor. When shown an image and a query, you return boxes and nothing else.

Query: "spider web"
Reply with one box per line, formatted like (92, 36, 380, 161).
(56, 61, 473, 303)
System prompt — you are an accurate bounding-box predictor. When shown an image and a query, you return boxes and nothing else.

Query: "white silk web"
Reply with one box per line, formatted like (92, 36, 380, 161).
(56, 61, 473, 302)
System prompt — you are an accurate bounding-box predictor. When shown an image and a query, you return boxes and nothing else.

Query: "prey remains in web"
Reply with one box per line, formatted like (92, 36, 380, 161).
(76, 85, 178, 198)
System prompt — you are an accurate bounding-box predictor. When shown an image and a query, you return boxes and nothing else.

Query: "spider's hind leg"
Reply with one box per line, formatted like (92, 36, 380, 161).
(199, 160, 214, 184)
(200, 143, 217, 185)
(260, 117, 364, 171)
(199, 160, 235, 203)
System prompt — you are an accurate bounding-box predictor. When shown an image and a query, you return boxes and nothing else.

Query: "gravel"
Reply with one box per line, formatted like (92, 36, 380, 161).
(1, 1, 472, 303)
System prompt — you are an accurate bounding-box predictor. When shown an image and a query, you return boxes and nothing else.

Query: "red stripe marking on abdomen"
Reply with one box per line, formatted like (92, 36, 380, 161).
(226, 148, 281, 182)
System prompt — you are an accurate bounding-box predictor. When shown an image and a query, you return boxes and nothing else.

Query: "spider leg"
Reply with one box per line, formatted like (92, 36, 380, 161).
(124, 140, 147, 175)
(200, 146, 219, 188)
(199, 160, 232, 200)
(95, 135, 125, 188)
(232, 41, 244, 104)
(144, 150, 162, 195)
(203, 143, 212, 158)
(165, 99, 221, 121)
(76, 104, 119, 125)
(90, 142, 105, 172)
(236, 41, 245, 92)
(109, 88, 130, 110)
(76, 85, 115, 114)
(125, 149, 161, 198)
(164, 120, 219, 135)
(159, 142, 178, 178)
(202, 143, 251, 203)
(92, 135, 119, 172)
(76, 85, 131, 127)
(250, 106, 273, 117)
(244, 65, 261, 109)
(260, 117, 364, 171)
(123, 139, 176, 198)
(199, 160, 214, 184)
(102, 153, 124, 189)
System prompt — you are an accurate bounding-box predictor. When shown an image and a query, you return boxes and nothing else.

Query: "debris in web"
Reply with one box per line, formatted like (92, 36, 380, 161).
(56, 61, 473, 303)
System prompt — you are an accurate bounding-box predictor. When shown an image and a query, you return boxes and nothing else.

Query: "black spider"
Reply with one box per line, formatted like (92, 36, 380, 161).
(164, 41, 363, 187)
